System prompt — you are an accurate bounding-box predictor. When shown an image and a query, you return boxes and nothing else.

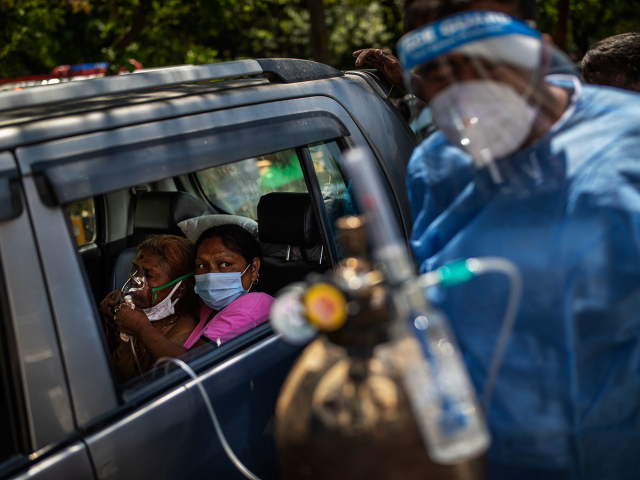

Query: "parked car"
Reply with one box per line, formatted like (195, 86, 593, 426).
(0, 58, 415, 480)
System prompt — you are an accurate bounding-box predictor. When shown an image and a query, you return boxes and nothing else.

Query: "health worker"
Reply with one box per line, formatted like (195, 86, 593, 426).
(397, 3, 640, 480)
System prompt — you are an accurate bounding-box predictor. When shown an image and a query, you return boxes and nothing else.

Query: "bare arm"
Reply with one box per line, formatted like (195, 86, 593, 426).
(352, 48, 429, 103)
(137, 322, 188, 360)
(353, 48, 404, 89)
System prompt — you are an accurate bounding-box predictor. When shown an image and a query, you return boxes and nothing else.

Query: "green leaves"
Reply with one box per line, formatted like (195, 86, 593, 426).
(9, 0, 637, 79)
(1, 0, 403, 78)
(538, 0, 640, 59)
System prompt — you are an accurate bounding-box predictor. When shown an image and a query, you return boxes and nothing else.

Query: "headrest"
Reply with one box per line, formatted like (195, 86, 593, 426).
(134, 192, 207, 238)
(178, 214, 259, 243)
(257, 193, 319, 248)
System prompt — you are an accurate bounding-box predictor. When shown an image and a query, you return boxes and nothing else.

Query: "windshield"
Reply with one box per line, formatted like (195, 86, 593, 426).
(196, 149, 307, 220)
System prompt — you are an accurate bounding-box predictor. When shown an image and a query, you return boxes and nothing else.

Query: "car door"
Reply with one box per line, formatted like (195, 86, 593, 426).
(0, 152, 95, 480)
(14, 95, 409, 480)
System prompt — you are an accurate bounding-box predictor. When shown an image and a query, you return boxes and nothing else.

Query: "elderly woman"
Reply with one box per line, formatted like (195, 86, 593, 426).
(114, 224, 274, 359)
(99, 234, 198, 383)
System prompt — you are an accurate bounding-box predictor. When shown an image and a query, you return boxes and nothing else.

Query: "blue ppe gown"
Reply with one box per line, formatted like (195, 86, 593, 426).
(406, 78, 640, 480)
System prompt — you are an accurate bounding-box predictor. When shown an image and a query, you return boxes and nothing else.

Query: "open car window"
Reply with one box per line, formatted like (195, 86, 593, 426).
(64, 142, 334, 398)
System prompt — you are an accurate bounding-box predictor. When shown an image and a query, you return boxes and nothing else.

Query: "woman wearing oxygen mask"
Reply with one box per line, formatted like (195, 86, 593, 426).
(99, 234, 198, 383)
(112, 224, 273, 361)
(397, 5, 640, 480)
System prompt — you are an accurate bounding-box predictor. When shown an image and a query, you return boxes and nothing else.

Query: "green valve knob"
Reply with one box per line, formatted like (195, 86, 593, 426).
(437, 259, 475, 288)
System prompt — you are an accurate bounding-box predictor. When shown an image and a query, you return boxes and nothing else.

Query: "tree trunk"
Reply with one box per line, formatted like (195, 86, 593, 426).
(307, 0, 329, 65)
(105, 0, 151, 75)
(555, 0, 571, 53)
(112, 0, 152, 50)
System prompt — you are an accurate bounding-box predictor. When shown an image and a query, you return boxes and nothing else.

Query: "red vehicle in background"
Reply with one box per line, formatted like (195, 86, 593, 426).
(0, 59, 142, 91)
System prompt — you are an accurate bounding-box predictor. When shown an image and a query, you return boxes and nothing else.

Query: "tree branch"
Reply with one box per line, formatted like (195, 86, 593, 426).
(112, 0, 152, 50)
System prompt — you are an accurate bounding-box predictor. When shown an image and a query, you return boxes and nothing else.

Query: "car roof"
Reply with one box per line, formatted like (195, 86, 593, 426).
(0, 59, 344, 114)
(0, 59, 392, 151)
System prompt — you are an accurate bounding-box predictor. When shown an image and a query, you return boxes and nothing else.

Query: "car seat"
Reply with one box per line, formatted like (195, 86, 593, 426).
(257, 192, 329, 296)
(110, 191, 207, 292)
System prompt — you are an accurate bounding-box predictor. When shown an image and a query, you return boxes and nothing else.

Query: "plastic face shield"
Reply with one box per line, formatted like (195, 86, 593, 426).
(397, 11, 561, 182)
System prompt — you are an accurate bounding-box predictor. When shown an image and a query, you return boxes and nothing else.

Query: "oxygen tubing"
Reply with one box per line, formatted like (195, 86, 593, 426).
(419, 256, 523, 415)
(155, 357, 262, 480)
(465, 257, 523, 413)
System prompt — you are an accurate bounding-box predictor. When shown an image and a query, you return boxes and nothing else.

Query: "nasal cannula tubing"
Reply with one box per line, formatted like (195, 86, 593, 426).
(155, 357, 262, 480)
(419, 256, 523, 415)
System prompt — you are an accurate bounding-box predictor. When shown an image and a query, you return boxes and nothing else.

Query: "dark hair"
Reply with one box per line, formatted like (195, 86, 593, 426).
(582, 33, 640, 92)
(195, 224, 263, 267)
(137, 234, 196, 313)
(404, 0, 537, 32)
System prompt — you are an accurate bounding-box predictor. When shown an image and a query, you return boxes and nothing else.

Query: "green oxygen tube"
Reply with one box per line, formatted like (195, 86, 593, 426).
(151, 270, 195, 303)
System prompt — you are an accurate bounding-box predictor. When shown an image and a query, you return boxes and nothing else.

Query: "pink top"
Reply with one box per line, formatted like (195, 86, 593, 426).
(183, 292, 274, 349)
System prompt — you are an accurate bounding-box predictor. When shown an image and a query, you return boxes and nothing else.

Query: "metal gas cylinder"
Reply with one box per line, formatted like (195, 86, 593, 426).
(274, 217, 486, 480)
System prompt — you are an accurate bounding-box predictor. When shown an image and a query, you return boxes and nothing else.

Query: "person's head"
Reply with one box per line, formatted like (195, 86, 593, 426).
(195, 224, 262, 292)
(398, 5, 571, 171)
(582, 33, 640, 92)
(404, 0, 537, 33)
(401, 0, 543, 105)
(130, 234, 196, 312)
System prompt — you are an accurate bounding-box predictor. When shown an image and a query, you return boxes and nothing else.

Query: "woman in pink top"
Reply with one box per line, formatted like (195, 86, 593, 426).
(184, 224, 274, 349)
(114, 224, 274, 359)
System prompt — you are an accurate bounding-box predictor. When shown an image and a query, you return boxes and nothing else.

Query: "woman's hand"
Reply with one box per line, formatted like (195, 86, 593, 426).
(100, 290, 122, 320)
(114, 305, 151, 338)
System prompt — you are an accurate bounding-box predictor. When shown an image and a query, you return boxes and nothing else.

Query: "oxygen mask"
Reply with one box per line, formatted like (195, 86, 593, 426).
(121, 269, 153, 309)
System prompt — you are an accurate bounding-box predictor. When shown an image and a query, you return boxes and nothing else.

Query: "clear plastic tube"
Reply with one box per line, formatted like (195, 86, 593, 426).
(131, 339, 143, 374)
(419, 257, 523, 414)
(464, 257, 523, 413)
(343, 147, 490, 464)
(155, 357, 261, 480)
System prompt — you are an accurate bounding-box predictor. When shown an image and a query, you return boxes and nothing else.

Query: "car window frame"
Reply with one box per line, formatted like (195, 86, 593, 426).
(0, 152, 87, 478)
(296, 145, 340, 264)
(0, 244, 30, 479)
(114, 142, 336, 398)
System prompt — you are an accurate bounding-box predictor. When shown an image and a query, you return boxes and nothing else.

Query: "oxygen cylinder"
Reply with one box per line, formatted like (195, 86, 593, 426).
(273, 216, 487, 480)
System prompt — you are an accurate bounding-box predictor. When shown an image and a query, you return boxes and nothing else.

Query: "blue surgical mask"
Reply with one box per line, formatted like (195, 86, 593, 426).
(194, 264, 252, 310)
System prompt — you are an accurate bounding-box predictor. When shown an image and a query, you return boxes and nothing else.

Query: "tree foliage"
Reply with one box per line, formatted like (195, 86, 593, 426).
(0, 0, 403, 78)
(1, 0, 638, 79)
(538, 0, 640, 59)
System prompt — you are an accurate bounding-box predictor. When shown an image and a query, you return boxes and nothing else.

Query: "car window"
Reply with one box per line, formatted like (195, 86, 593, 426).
(308, 142, 357, 255)
(66, 198, 97, 246)
(196, 148, 307, 220)
(68, 148, 327, 396)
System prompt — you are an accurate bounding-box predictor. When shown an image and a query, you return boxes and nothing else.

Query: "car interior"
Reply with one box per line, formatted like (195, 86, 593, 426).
(65, 143, 352, 390)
